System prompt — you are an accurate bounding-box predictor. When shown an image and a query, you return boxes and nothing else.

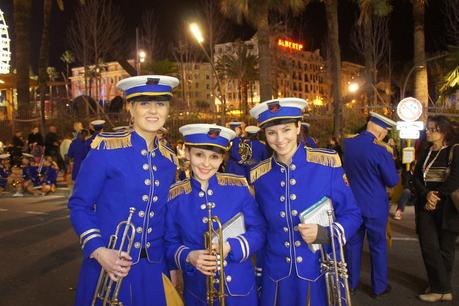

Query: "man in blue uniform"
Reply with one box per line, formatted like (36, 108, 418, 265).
(343, 112, 399, 298)
(67, 129, 90, 182)
(68, 75, 182, 306)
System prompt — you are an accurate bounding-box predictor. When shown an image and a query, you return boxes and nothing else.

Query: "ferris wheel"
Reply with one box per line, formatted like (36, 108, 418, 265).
(0, 9, 11, 74)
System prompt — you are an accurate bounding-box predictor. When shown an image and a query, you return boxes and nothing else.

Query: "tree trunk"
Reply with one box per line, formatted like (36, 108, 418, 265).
(242, 80, 248, 121)
(324, 0, 343, 137)
(13, 0, 32, 119)
(363, 17, 377, 106)
(38, 0, 52, 132)
(256, 3, 272, 102)
(413, 0, 428, 121)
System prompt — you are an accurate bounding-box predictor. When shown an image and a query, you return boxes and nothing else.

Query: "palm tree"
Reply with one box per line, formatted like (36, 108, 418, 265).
(413, 0, 429, 120)
(220, 0, 308, 102)
(216, 41, 259, 119)
(356, 0, 392, 106)
(13, 0, 33, 119)
(60, 50, 75, 79)
(438, 46, 459, 100)
(323, 0, 343, 137)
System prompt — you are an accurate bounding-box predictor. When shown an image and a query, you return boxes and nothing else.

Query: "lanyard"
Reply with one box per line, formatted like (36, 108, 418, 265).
(422, 145, 447, 182)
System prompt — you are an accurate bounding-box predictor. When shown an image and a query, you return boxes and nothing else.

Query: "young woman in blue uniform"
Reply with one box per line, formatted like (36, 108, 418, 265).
(249, 98, 361, 306)
(68, 75, 182, 306)
(165, 123, 266, 306)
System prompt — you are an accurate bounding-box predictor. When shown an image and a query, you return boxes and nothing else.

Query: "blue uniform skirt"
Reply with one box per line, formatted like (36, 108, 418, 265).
(260, 269, 328, 306)
(75, 257, 168, 306)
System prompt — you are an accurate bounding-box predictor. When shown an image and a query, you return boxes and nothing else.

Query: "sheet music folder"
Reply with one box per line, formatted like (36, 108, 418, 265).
(299, 196, 333, 252)
(211, 212, 246, 245)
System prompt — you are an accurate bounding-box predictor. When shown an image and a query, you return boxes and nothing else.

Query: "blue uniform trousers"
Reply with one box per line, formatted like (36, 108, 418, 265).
(346, 216, 388, 294)
(182, 282, 257, 306)
(260, 266, 328, 306)
(75, 257, 168, 306)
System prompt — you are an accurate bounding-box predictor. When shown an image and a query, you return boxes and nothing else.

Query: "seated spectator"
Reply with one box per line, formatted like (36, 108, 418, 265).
(40, 156, 58, 194)
(0, 153, 11, 193)
(21, 153, 43, 196)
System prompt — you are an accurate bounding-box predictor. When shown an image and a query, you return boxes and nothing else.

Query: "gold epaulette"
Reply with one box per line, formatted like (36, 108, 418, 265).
(216, 173, 248, 187)
(250, 158, 272, 184)
(344, 133, 359, 139)
(260, 140, 266, 145)
(90, 131, 132, 150)
(168, 179, 191, 201)
(306, 147, 342, 168)
(373, 139, 394, 155)
(159, 142, 179, 166)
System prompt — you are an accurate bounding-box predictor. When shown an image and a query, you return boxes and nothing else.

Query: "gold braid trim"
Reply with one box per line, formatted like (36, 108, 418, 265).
(306, 147, 342, 168)
(344, 133, 359, 139)
(250, 158, 272, 184)
(373, 139, 394, 155)
(90, 133, 132, 150)
(216, 173, 248, 187)
(159, 143, 179, 166)
(168, 180, 191, 201)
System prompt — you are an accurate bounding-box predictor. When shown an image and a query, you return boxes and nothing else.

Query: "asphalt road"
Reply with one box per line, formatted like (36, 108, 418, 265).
(0, 193, 458, 306)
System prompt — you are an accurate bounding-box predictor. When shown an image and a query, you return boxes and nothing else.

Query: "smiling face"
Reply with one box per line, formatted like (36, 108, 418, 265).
(186, 146, 224, 185)
(130, 100, 170, 138)
(426, 120, 445, 145)
(264, 122, 300, 163)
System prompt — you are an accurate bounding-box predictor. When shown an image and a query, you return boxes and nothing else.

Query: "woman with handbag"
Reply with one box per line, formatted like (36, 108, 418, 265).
(413, 115, 459, 303)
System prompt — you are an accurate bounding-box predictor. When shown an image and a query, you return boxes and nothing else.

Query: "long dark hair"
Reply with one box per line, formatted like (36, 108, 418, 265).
(427, 115, 457, 145)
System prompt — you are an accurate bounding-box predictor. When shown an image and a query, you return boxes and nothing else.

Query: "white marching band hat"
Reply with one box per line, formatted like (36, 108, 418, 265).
(250, 97, 307, 127)
(117, 75, 179, 101)
(179, 123, 236, 151)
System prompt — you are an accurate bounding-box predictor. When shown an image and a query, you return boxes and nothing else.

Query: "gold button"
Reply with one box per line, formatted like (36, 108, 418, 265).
(134, 242, 141, 249)
(295, 241, 301, 247)
(226, 275, 232, 282)
(146, 242, 151, 248)
(136, 227, 143, 233)
(147, 228, 152, 234)
(144, 179, 151, 186)
(152, 152, 155, 157)
(290, 164, 296, 170)
(142, 195, 148, 202)
(290, 179, 296, 185)
(207, 189, 213, 196)
(283, 227, 288, 232)
(138, 210, 145, 217)
(202, 217, 208, 223)
(296, 256, 303, 263)
(154, 180, 160, 186)
(285, 257, 291, 263)
(280, 168, 285, 173)
(200, 204, 206, 210)
(149, 211, 155, 218)
(199, 191, 205, 198)
(290, 194, 297, 201)
(142, 164, 149, 170)
(152, 165, 157, 171)
(141, 150, 147, 156)
(153, 196, 158, 202)
(284, 241, 290, 248)
(280, 211, 286, 218)
(293, 226, 298, 231)
(223, 260, 228, 267)
(280, 195, 285, 202)
(291, 210, 298, 216)
(280, 181, 285, 187)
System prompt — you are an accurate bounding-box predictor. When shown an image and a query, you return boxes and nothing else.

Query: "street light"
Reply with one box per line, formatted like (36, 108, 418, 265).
(189, 22, 227, 124)
(348, 82, 359, 94)
(139, 50, 146, 63)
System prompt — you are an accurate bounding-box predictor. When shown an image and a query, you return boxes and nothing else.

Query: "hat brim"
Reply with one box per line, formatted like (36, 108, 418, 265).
(127, 93, 172, 102)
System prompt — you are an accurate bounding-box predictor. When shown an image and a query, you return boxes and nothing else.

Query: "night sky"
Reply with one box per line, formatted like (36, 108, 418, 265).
(0, 0, 450, 74)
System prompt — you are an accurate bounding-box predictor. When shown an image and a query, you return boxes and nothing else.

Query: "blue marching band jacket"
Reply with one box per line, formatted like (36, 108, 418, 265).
(250, 145, 362, 282)
(69, 129, 178, 262)
(165, 173, 266, 304)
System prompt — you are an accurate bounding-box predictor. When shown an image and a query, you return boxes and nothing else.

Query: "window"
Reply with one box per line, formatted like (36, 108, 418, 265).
(206, 84, 210, 89)
(196, 83, 199, 89)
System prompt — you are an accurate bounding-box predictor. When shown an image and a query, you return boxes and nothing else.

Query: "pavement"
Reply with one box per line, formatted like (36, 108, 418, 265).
(0, 192, 458, 305)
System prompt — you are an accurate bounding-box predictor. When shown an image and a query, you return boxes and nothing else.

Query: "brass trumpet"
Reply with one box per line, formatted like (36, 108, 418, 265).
(319, 209, 352, 306)
(91, 207, 136, 306)
(204, 203, 226, 306)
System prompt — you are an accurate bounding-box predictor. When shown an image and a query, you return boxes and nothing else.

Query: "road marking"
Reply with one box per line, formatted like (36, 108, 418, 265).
(25, 211, 49, 215)
(392, 237, 418, 241)
(0, 208, 8, 212)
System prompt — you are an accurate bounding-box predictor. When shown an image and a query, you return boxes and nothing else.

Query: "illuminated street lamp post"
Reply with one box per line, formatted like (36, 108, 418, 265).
(138, 50, 146, 74)
(189, 22, 226, 124)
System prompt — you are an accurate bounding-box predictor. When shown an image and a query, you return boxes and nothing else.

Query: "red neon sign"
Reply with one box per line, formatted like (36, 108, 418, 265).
(278, 38, 304, 51)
